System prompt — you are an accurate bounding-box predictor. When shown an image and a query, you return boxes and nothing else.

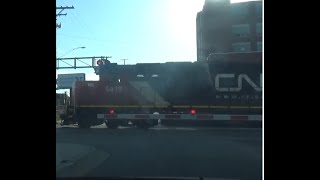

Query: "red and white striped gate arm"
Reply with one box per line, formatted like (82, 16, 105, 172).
(97, 114, 262, 121)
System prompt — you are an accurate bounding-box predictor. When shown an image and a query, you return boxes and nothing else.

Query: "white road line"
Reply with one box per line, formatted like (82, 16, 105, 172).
(174, 127, 197, 131)
(150, 127, 169, 130)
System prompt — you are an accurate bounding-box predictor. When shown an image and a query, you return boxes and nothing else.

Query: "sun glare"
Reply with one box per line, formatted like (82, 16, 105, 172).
(167, 0, 205, 43)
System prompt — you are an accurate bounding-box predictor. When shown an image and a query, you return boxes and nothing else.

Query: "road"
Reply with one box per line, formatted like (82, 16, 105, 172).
(56, 124, 262, 180)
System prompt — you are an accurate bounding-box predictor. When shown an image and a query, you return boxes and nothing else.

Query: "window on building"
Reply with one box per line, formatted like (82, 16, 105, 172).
(232, 42, 251, 52)
(231, 3, 249, 17)
(256, 3, 262, 19)
(257, 42, 262, 51)
(256, 23, 262, 36)
(232, 24, 250, 37)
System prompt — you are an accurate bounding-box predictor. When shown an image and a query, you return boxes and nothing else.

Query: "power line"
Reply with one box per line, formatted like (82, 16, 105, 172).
(68, 10, 85, 31)
(56, 33, 129, 44)
(74, 9, 94, 35)
(57, 20, 84, 47)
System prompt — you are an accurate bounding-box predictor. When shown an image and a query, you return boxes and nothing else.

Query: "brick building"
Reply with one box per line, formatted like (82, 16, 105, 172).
(196, 0, 262, 61)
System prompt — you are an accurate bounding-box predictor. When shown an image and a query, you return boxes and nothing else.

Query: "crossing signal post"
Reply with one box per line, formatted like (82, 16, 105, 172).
(104, 59, 110, 64)
(93, 56, 113, 75)
(56, 56, 111, 70)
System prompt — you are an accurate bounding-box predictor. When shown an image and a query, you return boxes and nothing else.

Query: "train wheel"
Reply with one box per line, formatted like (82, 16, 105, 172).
(105, 121, 119, 129)
(77, 112, 91, 129)
(135, 120, 144, 129)
(136, 119, 153, 129)
(78, 119, 91, 128)
(150, 119, 158, 127)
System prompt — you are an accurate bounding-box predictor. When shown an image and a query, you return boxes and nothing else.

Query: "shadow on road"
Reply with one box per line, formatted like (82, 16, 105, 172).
(56, 124, 262, 139)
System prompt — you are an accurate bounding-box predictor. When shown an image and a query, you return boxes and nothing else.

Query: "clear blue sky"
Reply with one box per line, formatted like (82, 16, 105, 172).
(56, 0, 258, 93)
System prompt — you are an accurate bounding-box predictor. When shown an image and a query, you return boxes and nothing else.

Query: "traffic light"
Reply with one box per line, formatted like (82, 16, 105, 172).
(97, 60, 102, 65)
(104, 59, 110, 64)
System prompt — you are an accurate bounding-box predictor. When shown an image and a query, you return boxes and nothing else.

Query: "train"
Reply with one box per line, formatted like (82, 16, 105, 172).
(60, 52, 262, 128)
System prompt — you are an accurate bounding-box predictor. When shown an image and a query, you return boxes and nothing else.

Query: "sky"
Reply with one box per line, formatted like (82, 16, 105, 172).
(56, 0, 260, 93)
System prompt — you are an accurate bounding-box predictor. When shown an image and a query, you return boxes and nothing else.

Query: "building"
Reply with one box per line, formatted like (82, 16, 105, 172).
(56, 93, 69, 106)
(196, 0, 262, 61)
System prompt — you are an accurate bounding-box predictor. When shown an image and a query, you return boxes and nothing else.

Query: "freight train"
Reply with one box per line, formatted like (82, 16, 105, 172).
(60, 52, 262, 128)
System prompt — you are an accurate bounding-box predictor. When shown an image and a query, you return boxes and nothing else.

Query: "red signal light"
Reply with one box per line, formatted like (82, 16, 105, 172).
(190, 109, 196, 115)
(109, 109, 115, 114)
(97, 60, 102, 65)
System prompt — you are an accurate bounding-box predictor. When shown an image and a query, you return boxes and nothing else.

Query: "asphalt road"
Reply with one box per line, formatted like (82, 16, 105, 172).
(56, 124, 262, 180)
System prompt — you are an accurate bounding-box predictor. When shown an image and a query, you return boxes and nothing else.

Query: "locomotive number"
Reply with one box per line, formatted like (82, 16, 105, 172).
(106, 86, 123, 93)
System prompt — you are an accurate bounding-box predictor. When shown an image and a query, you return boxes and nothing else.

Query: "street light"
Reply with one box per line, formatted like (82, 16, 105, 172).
(58, 46, 86, 58)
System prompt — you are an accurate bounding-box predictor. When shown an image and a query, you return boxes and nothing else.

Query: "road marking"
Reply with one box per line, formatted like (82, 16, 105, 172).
(150, 127, 169, 130)
(150, 126, 197, 131)
(174, 127, 197, 130)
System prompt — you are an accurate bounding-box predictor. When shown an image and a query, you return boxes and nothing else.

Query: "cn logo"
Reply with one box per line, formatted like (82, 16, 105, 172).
(215, 74, 262, 92)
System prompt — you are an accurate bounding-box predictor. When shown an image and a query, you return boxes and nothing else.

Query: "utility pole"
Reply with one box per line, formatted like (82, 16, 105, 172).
(121, 59, 128, 65)
(56, 6, 74, 29)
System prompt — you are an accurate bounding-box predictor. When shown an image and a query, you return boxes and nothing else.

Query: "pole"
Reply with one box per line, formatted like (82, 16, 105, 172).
(56, 6, 74, 28)
(121, 59, 128, 65)
(154, 89, 156, 108)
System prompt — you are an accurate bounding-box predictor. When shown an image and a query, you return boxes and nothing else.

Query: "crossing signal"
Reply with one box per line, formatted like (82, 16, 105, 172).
(104, 59, 110, 64)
